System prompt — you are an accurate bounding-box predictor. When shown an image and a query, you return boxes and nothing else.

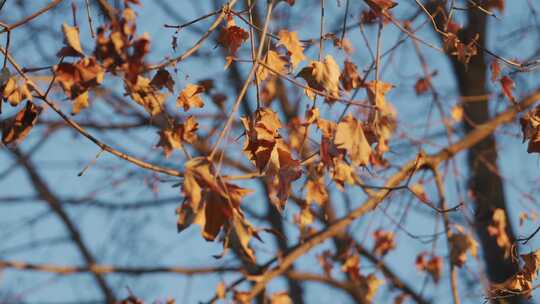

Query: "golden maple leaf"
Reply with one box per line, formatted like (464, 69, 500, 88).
(277, 29, 306, 69)
(177, 84, 205, 111)
(298, 54, 341, 102)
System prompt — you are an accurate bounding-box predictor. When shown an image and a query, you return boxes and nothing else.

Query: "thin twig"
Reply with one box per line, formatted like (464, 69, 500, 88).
(0, 47, 184, 178)
(0, 0, 64, 33)
(209, 0, 275, 161)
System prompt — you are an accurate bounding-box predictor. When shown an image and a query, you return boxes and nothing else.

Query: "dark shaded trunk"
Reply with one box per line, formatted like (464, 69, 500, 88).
(429, 1, 522, 302)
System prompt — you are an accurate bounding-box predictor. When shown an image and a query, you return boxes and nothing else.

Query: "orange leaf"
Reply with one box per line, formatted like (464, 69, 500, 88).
(305, 177, 328, 205)
(150, 69, 175, 93)
(297, 55, 341, 102)
(177, 84, 205, 111)
(500, 75, 515, 103)
(334, 114, 371, 167)
(340, 60, 362, 91)
(58, 23, 84, 57)
(414, 78, 430, 95)
(257, 50, 287, 82)
(217, 18, 249, 55)
(2, 77, 33, 107)
(373, 229, 396, 256)
(365, 0, 398, 12)
(2, 101, 42, 146)
(277, 30, 305, 69)
(491, 60, 501, 83)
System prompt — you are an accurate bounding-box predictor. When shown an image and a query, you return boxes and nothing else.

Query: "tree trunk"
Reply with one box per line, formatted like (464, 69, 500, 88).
(446, 2, 522, 302)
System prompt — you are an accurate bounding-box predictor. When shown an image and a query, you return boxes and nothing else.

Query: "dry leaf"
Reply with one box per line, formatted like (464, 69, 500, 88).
(126, 76, 165, 116)
(365, 0, 398, 12)
(296, 206, 313, 228)
(332, 158, 355, 191)
(486, 0, 505, 12)
(177, 157, 255, 262)
(305, 177, 328, 205)
(491, 60, 501, 83)
(491, 249, 540, 298)
(2, 77, 33, 107)
(363, 274, 384, 303)
(449, 233, 478, 267)
(156, 116, 198, 157)
(334, 114, 371, 167)
(217, 17, 248, 55)
(520, 105, 540, 153)
(257, 50, 288, 82)
(297, 55, 341, 102)
(487, 208, 512, 257)
(414, 78, 430, 95)
(277, 30, 305, 69)
(150, 68, 175, 93)
(365, 81, 396, 154)
(373, 230, 396, 256)
(2, 101, 42, 146)
(177, 84, 205, 111)
(341, 254, 361, 281)
(72, 90, 89, 115)
(216, 281, 226, 299)
(416, 253, 443, 283)
(305, 107, 320, 125)
(58, 23, 84, 57)
(365, 81, 393, 109)
(340, 60, 362, 91)
(317, 250, 333, 277)
(241, 108, 300, 209)
(500, 75, 516, 103)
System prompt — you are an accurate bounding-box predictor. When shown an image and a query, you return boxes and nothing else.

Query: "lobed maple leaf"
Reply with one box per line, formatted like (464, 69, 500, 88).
(277, 30, 306, 69)
(257, 50, 288, 82)
(125, 76, 165, 116)
(156, 116, 198, 157)
(217, 17, 248, 56)
(1, 77, 33, 107)
(177, 84, 205, 111)
(365, 81, 396, 154)
(334, 114, 372, 167)
(241, 108, 301, 210)
(176, 157, 257, 262)
(297, 54, 341, 102)
(54, 57, 104, 114)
